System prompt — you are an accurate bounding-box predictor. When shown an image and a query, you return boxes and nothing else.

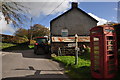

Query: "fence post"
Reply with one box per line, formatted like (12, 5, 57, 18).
(58, 47, 62, 56)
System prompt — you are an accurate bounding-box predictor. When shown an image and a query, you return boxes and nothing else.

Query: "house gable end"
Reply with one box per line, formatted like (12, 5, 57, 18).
(51, 8, 98, 24)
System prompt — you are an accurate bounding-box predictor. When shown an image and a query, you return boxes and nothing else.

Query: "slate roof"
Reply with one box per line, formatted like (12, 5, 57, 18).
(51, 2, 98, 23)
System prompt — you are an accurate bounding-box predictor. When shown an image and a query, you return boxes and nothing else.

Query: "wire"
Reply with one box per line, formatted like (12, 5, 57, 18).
(39, 0, 66, 23)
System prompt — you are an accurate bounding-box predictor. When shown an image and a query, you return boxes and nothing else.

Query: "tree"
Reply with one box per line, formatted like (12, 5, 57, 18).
(14, 28, 29, 40)
(14, 24, 50, 40)
(32, 24, 50, 38)
(2, 2, 29, 27)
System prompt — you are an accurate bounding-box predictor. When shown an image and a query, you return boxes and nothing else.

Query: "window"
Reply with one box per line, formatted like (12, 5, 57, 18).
(36, 38, 47, 44)
(61, 29, 68, 37)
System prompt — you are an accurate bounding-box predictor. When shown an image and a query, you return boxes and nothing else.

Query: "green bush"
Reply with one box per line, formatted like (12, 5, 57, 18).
(28, 45, 34, 49)
(85, 47, 90, 53)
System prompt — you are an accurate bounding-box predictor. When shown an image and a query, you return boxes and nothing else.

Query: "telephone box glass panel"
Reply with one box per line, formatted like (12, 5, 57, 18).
(108, 65, 115, 70)
(108, 60, 115, 64)
(93, 37, 100, 73)
(107, 36, 114, 40)
(107, 46, 114, 51)
(107, 51, 114, 55)
(94, 46, 99, 50)
(107, 41, 113, 45)
(94, 42, 99, 45)
(94, 51, 99, 54)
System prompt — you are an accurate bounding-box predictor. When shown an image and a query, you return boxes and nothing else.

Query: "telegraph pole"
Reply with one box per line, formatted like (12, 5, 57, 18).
(28, 17, 33, 45)
(117, 1, 120, 23)
(30, 17, 33, 40)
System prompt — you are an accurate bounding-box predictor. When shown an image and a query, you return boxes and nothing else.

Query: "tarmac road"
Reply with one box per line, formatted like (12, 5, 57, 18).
(2, 50, 69, 80)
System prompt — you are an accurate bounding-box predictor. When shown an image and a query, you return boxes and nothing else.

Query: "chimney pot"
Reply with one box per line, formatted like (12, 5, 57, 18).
(72, 2, 78, 8)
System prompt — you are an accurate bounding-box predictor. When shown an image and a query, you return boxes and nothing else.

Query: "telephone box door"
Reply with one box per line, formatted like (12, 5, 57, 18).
(90, 35, 104, 78)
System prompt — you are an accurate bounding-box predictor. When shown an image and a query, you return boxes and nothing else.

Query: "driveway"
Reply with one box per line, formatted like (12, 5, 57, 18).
(2, 50, 69, 80)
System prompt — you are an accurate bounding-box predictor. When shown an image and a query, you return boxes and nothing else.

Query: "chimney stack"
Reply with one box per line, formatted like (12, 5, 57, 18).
(72, 2, 78, 8)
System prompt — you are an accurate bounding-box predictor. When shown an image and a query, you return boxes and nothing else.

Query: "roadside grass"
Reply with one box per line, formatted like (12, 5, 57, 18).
(52, 51, 120, 80)
(0, 42, 16, 50)
(52, 53, 93, 79)
(1, 42, 34, 51)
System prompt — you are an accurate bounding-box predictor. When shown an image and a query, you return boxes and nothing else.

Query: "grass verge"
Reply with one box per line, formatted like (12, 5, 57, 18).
(52, 54, 120, 80)
(1, 42, 34, 51)
(52, 54, 93, 79)
(0, 42, 16, 50)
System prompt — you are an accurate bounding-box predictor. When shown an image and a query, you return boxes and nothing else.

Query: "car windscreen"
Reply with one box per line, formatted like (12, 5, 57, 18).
(36, 38, 47, 44)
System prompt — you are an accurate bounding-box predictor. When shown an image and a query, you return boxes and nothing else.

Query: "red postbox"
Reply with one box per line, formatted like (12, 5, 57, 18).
(90, 25, 118, 79)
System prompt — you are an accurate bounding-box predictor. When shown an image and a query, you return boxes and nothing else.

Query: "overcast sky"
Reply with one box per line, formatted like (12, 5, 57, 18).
(0, 0, 119, 35)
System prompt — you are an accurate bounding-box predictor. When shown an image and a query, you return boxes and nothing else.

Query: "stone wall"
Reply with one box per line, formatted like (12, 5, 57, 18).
(51, 42, 90, 55)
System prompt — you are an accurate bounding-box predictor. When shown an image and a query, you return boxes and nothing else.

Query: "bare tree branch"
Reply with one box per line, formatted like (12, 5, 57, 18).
(2, 2, 29, 27)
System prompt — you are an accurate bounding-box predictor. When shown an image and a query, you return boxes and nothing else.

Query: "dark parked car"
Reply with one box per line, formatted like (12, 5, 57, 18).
(34, 37, 49, 55)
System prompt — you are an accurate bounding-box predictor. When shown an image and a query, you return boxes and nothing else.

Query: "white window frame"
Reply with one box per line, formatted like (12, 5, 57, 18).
(61, 29, 68, 37)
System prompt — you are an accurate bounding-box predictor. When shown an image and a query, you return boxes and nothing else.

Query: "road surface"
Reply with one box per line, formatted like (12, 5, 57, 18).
(2, 50, 69, 80)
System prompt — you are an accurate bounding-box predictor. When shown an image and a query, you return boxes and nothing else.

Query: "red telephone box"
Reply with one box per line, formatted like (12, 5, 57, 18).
(90, 25, 118, 79)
